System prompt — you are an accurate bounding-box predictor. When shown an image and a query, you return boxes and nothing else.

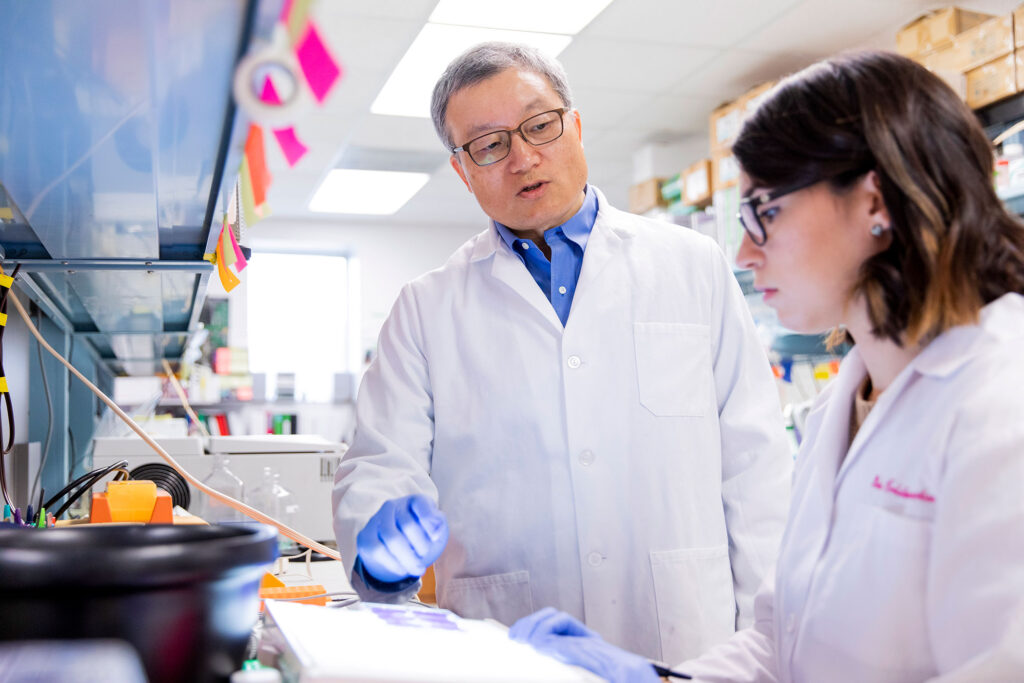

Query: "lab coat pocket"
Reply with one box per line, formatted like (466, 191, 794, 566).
(634, 322, 711, 417)
(438, 570, 534, 626)
(650, 545, 736, 664)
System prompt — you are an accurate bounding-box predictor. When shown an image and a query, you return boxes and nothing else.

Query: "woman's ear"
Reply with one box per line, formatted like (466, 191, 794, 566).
(864, 170, 891, 231)
(860, 170, 893, 249)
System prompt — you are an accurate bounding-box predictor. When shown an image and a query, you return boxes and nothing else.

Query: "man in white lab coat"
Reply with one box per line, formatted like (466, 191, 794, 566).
(332, 42, 791, 665)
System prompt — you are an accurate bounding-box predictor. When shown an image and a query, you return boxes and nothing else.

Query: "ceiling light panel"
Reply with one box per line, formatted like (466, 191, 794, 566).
(428, 0, 615, 35)
(308, 169, 430, 215)
(371, 23, 572, 118)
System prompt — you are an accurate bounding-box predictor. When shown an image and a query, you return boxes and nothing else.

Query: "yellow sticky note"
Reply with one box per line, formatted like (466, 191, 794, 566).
(220, 221, 237, 268)
(0, 208, 12, 220)
(0, 274, 12, 288)
(0, 377, 8, 393)
(287, 0, 314, 45)
(0, 312, 7, 326)
(239, 157, 259, 228)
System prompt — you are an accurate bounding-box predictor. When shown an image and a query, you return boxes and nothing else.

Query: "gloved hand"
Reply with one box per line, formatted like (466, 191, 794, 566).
(356, 494, 448, 584)
(510, 608, 659, 683)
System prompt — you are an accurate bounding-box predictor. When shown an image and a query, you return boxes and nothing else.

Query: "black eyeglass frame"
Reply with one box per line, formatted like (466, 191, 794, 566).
(736, 177, 822, 246)
(451, 107, 570, 167)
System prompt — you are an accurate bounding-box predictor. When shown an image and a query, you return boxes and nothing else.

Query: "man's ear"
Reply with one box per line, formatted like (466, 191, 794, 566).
(450, 154, 473, 193)
(572, 109, 583, 143)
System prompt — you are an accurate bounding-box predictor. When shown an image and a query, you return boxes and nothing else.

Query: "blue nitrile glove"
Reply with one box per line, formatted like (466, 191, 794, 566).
(356, 494, 449, 584)
(510, 608, 659, 683)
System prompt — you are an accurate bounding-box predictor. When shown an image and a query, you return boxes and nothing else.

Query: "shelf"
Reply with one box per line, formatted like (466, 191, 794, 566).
(0, 0, 278, 375)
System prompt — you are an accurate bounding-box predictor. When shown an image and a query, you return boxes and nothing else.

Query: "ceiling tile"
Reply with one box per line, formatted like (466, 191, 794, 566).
(582, 0, 804, 47)
(347, 115, 447, 153)
(559, 38, 719, 93)
(669, 48, 817, 100)
(573, 86, 649, 132)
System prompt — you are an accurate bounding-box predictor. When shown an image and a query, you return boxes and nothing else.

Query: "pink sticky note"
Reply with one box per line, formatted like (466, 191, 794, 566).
(273, 126, 308, 167)
(279, 0, 294, 23)
(295, 22, 341, 104)
(260, 75, 283, 105)
(228, 223, 248, 272)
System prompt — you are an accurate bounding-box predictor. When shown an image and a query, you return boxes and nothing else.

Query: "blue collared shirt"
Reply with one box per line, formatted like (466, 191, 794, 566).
(494, 185, 598, 326)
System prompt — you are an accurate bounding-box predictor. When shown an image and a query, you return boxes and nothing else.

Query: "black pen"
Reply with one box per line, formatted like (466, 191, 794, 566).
(651, 661, 692, 679)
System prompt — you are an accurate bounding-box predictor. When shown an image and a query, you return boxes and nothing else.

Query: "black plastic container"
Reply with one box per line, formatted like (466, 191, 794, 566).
(0, 524, 278, 683)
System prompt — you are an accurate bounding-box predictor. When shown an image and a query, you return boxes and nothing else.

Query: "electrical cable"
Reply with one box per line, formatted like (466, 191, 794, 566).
(128, 463, 191, 510)
(161, 358, 210, 438)
(42, 459, 128, 512)
(28, 308, 54, 507)
(8, 289, 341, 561)
(51, 466, 128, 520)
(0, 264, 22, 508)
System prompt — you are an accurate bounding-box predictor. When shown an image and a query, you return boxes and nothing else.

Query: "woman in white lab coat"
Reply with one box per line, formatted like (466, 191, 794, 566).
(510, 50, 1024, 682)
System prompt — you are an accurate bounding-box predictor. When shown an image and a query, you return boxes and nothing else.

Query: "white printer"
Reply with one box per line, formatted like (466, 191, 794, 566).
(92, 434, 346, 542)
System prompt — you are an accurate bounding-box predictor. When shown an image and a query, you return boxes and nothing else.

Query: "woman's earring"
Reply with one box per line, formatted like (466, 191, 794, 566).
(870, 224, 886, 237)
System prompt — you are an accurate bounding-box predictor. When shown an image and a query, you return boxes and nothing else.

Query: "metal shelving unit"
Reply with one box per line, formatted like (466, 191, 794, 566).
(0, 0, 281, 498)
(0, 0, 271, 376)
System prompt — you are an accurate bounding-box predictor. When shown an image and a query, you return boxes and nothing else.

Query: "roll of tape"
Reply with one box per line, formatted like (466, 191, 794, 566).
(232, 25, 311, 128)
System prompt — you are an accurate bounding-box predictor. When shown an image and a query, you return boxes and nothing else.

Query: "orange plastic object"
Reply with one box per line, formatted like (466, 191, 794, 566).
(91, 480, 173, 524)
(259, 584, 328, 611)
(261, 572, 286, 589)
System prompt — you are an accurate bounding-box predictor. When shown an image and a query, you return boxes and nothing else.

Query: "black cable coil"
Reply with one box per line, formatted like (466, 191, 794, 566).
(129, 464, 191, 511)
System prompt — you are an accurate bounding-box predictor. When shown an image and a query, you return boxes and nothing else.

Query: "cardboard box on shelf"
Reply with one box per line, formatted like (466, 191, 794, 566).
(1015, 49, 1024, 91)
(683, 159, 712, 206)
(712, 151, 739, 193)
(742, 80, 776, 119)
(1016, 4, 1024, 48)
(628, 177, 666, 214)
(709, 100, 742, 153)
(897, 7, 995, 57)
(952, 14, 1013, 72)
(708, 81, 777, 155)
(966, 53, 1016, 108)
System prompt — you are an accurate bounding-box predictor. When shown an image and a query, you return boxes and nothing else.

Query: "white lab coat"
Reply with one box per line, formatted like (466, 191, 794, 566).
(333, 188, 792, 664)
(682, 292, 1024, 682)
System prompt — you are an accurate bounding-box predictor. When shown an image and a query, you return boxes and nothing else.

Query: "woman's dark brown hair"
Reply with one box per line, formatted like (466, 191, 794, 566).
(733, 50, 1024, 346)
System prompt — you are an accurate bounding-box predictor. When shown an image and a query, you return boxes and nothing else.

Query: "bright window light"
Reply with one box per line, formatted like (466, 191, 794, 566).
(429, 0, 614, 35)
(308, 169, 430, 215)
(247, 253, 354, 403)
(371, 24, 572, 119)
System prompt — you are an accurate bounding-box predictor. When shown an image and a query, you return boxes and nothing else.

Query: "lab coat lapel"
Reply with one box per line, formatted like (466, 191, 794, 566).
(810, 349, 867, 504)
(486, 226, 564, 332)
(835, 351, 917, 485)
(571, 200, 631, 316)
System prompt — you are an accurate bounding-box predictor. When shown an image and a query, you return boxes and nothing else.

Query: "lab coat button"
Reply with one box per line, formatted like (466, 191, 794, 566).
(579, 450, 595, 466)
(567, 355, 581, 369)
(786, 614, 796, 633)
(587, 552, 603, 567)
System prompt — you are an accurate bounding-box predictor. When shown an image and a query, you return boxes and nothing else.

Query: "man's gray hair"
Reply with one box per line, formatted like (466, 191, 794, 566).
(430, 42, 574, 151)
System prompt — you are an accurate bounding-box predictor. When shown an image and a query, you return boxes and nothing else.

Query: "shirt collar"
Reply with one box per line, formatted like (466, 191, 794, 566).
(493, 184, 598, 251)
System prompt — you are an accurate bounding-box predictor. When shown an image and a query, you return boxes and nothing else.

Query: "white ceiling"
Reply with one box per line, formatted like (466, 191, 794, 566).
(256, 0, 1022, 235)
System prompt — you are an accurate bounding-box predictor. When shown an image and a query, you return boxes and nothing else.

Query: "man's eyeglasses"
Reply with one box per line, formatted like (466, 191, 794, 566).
(736, 177, 821, 246)
(452, 108, 569, 167)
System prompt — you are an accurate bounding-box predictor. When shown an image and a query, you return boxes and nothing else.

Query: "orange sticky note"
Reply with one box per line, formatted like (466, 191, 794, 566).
(216, 239, 240, 292)
(244, 125, 271, 207)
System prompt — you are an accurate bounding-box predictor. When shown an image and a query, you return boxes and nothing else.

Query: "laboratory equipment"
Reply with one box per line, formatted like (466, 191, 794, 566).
(0, 524, 278, 683)
(92, 434, 345, 541)
(247, 467, 299, 554)
(198, 453, 246, 523)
